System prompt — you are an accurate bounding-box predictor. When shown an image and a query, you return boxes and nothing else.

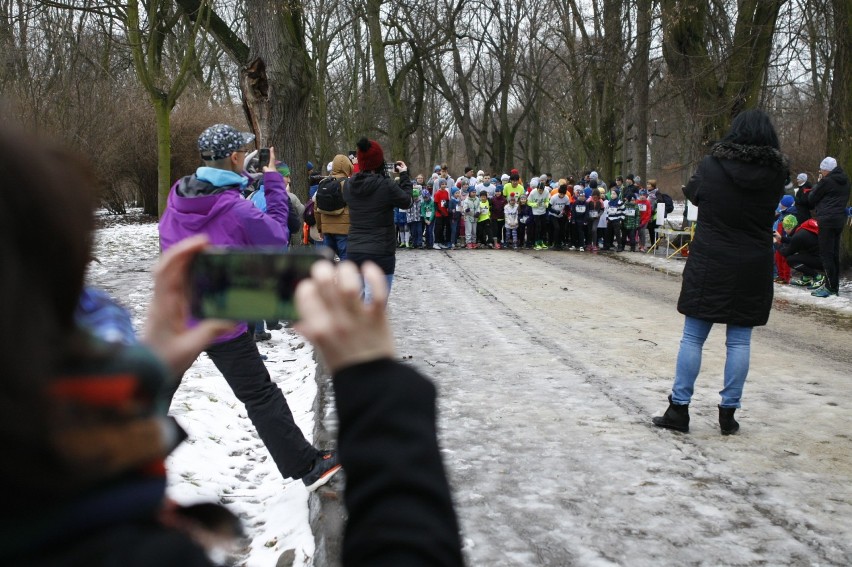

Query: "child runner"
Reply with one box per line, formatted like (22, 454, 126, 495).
(504, 193, 520, 249)
(527, 178, 550, 250)
(421, 189, 436, 249)
(477, 190, 493, 247)
(449, 188, 463, 249)
(491, 190, 507, 249)
(636, 189, 653, 251)
(571, 188, 589, 251)
(518, 194, 533, 249)
(408, 186, 424, 249)
(548, 185, 571, 250)
(622, 194, 640, 252)
(604, 189, 624, 251)
(463, 188, 480, 249)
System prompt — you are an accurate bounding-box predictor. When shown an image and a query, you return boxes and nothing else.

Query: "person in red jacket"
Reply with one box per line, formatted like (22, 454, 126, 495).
(433, 179, 451, 249)
(636, 189, 653, 251)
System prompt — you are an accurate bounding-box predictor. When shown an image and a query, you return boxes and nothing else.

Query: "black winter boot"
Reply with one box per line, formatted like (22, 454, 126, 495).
(652, 395, 690, 432)
(718, 406, 739, 435)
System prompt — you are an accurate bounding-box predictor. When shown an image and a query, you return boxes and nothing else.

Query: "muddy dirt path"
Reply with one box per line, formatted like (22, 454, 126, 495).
(388, 248, 852, 567)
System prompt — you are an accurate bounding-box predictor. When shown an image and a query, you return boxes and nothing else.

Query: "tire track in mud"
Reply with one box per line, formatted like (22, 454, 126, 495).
(394, 248, 851, 566)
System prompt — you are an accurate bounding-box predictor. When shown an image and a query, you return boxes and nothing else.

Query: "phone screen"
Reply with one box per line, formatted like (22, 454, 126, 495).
(189, 248, 333, 321)
(258, 148, 271, 168)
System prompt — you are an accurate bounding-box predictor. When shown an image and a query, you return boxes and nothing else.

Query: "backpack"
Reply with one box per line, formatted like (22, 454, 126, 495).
(303, 199, 316, 227)
(315, 177, 346, 212)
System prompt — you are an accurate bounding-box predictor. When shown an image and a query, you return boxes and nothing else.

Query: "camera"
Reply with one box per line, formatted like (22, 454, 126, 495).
(189, 247, 333, 321)
(258, 148, 271, 169)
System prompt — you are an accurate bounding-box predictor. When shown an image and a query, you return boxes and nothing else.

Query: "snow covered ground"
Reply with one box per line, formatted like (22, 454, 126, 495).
(90, 208, 852, 566)
(89, 212, 317, 567)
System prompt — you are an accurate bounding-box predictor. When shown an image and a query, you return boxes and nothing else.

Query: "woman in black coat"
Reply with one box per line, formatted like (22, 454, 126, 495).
(653, 109, 787, 436)
(344, 138, 413, 301)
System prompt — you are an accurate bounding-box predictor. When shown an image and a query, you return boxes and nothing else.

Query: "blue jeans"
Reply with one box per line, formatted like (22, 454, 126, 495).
(672, 316, 753, 408)
(363, 274, 394, 304)
(425, 222, 435, 247)
(322, 233, 348, 260)
(409, 221, 423, 248)
(449, 217, 460, 247)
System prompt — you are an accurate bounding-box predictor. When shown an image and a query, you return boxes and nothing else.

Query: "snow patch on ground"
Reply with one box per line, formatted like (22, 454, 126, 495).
(89, 214, 317, 566)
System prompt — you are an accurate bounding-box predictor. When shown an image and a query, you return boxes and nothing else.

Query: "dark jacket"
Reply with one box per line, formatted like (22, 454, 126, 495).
(678, 142, 787, 327)
(780, 219, 820, 259)
(343, 171, 413, 261)
(334, 360, 463, 566)
(793, 183, 812, 224)
(808, 167, 851, 229)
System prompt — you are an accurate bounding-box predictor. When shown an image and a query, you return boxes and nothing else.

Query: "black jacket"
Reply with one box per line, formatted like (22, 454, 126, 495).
(334, 360, 464, 566)
(344, 171, 413, 261)
(780, 222, 820, 259)
(807, 167, 850, 228)
(677, 142, 787, 327)
(793, 183, 812, 224)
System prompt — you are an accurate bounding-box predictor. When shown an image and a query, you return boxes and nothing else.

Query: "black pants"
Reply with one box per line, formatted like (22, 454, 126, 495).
(574, 221, 587, 248)
(435, 215, 451, 246)
(786, 252, 823, 277)
(624, 227, 637, 251)
(199, 332, 317, 479)
(477, 218, 492, 244)
(533, 215, 547, 243)
(605, 220, 622, 250)
(818, 224, 843, 292)
(550, 216, 567, 248)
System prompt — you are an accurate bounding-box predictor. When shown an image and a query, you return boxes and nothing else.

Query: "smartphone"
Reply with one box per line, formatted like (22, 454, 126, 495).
(348, 150, 357, 161)
(258, 148, 271, 169)
(189, 247, 333, 321)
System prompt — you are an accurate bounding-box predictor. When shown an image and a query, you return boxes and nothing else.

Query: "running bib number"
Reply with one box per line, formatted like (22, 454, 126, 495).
(575, 205, 586, 213)
(608, 207, 619, 215)
(589, 211, 599, 218)
(638, 204, 647, 212)
(625, 209, 636, 216)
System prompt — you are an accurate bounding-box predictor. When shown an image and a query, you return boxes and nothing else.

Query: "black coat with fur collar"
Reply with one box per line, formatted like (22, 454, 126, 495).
(677, 142, 788, 327)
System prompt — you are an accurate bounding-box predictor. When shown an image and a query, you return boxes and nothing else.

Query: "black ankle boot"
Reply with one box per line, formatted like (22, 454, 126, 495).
(719, 406, 739, 435)
(652, 395, 690, 432)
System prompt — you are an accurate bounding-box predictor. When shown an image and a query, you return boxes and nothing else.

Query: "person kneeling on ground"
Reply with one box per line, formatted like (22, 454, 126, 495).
(778, 215, 824, 289)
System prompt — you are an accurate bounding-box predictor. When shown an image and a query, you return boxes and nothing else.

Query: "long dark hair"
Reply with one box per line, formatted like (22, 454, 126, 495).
(0, 118, 98, 495)
(721, 109, 780, 149)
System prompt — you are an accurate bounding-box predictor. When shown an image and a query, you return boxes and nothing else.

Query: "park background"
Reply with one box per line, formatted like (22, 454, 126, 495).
(1, 0, 850, 260)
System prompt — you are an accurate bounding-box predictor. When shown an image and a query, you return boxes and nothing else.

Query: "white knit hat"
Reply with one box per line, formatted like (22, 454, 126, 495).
(796, 173, 807, 184)
(501, 173, 510, 182)
(819, 157, 837, 172)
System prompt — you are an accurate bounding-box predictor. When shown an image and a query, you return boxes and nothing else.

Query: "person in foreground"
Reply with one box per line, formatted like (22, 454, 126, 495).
(295, 261, 465, 566)
(0, 120, 239, 564)
(653, 109, 787, 435)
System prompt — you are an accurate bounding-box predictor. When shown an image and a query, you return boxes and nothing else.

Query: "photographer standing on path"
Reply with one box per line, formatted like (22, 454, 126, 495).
(807, 156, 850, 298)
(652, 109, 787, 436)
(343, 137, 413, 299)
(159, 124, 341, 491)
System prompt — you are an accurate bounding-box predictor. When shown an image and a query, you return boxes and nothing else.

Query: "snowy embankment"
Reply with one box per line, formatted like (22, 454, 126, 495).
(89, 211, 317, 566)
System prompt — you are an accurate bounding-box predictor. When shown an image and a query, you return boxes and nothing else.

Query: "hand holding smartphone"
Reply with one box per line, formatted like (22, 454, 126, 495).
(189, 247, 334, 321)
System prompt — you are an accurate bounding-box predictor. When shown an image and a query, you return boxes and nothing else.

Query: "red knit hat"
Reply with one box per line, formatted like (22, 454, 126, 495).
(356, 137, 384, 172)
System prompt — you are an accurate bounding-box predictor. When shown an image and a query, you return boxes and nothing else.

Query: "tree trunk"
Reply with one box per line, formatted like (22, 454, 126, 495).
(154, 100, 172, 216)
(829, 0, 852, 267)
(244, 0, 313, 203)
(634, 0, 652, 180)
(661, 0, 784, 159)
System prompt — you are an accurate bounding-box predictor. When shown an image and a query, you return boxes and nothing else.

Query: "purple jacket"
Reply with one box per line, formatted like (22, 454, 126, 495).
(159, 167, 290, 342)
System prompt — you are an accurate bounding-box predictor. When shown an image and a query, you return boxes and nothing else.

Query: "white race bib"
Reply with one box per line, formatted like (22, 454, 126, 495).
(608, 207, 618, 215)
(638, 204, 647, 212)
(625, 209, 636, 216)
(575, 205, 586, 213)
(589, 210, 599, 218)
